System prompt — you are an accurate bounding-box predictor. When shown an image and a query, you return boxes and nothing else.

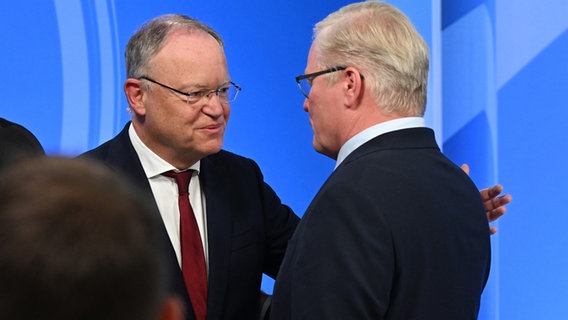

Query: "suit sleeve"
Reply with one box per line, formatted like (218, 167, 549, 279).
(248, 159, 300, 279)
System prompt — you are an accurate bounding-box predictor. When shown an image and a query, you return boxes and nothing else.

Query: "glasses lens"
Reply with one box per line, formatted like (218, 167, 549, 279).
(213, 83, 239, 103)
(225, 84, 239, 102)
(298, 78, 311, 98)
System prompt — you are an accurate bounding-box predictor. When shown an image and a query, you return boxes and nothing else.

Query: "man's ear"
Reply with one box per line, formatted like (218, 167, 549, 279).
(343, 67, 364, 108)
(124, 78, 147, 116)
(156, 296, 185, 320)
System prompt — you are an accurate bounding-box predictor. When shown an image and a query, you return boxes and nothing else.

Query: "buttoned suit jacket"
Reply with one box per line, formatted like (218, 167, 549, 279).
(271, 127, 491, 320)
(81, 123, 299, 320)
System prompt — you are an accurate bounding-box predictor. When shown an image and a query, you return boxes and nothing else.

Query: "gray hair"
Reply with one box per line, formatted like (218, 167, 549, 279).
(125, 14, 224, 79)
(314, 1, 429, 116)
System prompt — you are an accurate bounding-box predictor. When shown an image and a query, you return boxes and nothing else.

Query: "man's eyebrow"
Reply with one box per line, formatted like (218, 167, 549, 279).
(182, 80, 232, 90)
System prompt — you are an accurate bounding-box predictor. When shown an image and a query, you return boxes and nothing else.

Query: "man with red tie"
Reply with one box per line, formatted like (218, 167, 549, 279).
(81, 14, 299, 320)
(81, 13, 510, 320)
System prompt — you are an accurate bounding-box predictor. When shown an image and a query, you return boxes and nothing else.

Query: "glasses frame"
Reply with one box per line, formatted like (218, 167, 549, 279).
(295, 66, 347, 98)
(139, 76, 242, 104)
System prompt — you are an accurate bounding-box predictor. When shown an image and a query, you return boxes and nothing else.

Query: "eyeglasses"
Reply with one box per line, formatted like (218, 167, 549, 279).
(139, 76, 241, 105)
(295, 66, 346, 98)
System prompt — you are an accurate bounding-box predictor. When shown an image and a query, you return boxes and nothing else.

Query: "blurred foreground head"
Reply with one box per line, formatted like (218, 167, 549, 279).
(0, 156, 181, 320)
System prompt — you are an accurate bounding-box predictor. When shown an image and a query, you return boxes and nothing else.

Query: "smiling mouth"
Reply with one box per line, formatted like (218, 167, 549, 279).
(200, 123, 224, 133)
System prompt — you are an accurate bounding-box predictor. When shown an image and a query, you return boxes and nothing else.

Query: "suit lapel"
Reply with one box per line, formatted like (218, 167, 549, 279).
(199, 155, 232, 320)
(95, 124, 149, 192)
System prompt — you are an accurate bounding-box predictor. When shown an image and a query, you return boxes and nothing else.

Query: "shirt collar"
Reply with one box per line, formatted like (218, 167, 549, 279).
(335, 117, 425, 169)
(128, 123, 201, 178)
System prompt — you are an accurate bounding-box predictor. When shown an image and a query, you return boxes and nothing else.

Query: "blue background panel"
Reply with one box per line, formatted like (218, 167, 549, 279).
(0, 2, 63, 154)
(498, 29, 568, 319)
(2, 1, 568, 318)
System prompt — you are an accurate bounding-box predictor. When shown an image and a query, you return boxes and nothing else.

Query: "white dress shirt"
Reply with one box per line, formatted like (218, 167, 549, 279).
(128, 124, 209, 273)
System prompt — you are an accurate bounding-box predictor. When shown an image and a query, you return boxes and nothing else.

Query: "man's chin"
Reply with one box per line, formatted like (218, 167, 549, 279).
(203, 140, 224, 155)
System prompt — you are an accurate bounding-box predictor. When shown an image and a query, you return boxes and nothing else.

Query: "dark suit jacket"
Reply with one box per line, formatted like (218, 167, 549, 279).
(271, 127, 491, 320)
(81, 123, 299, 320)
(0, 118, 45, 170)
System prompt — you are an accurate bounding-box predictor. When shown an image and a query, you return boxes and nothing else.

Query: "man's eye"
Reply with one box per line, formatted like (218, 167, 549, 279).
(218, 87, 229, 96)
(187, 91, 207, 98)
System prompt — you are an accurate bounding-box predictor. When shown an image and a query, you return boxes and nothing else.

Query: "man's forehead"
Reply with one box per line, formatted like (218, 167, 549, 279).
(305, 42, 320, 72)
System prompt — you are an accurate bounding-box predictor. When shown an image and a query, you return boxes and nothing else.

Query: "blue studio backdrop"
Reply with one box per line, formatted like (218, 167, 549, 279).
(2, 1, 567, 319)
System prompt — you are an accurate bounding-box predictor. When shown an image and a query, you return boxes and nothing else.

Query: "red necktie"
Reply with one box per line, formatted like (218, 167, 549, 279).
(162, 170, 207, 320)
